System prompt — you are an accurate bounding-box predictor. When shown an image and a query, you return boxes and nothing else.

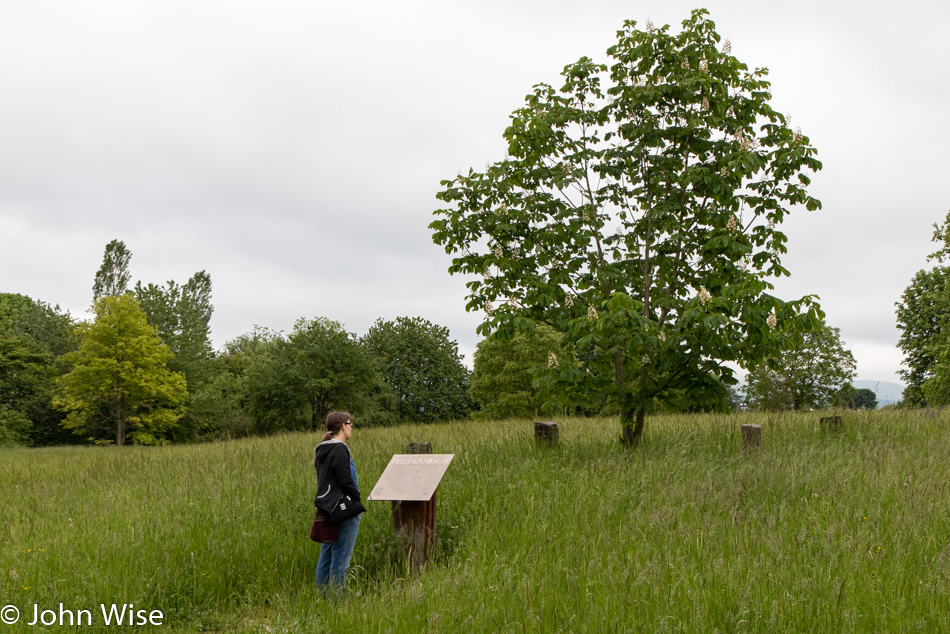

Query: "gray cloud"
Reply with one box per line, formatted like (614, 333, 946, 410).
(2, 0, 947, 385)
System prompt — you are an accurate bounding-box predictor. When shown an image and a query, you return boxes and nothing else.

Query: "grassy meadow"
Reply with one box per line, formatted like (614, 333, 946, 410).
(2, 411, 950, 632)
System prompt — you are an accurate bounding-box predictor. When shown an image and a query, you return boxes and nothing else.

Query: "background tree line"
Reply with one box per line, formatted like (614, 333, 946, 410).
(0, 241, 478, 446)
(1, 233, 878, 447)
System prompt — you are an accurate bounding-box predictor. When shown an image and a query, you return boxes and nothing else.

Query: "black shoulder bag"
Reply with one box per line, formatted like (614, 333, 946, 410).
(315, 443, 366, 525)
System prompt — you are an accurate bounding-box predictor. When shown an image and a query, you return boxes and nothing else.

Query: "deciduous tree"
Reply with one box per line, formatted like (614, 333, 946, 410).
(185, 328, 277, 439)
(135, 271, 214, 385)
(55, 295, 187, 445)
(895, 268, 948, 406)
(89, 240, 217, 438)
(469, 325, 562, 420)
(245, 319, 376, 433)
(431, 10, 822, 447)
(288, 318, 376, 430)
(847, 387, 878, 410)
(92, 239, 133, 300)
(0, 293, 77, 358)
(362, 316, 474, 423)
(0, 336, 53, 445)
(896, 212, 950, 407)
(0, 294, 78, 444)
(744, 325, 855, 411)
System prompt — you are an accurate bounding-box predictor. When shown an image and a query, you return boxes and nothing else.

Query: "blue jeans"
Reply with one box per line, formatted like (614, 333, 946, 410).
(315, 513, 361, 592)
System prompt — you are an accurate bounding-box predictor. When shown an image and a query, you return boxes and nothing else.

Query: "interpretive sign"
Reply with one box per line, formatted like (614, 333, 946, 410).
(368, 454, 454, 502)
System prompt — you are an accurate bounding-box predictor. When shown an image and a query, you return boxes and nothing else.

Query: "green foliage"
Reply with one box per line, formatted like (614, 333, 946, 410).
(185, 355, 253, 439)
(0, 336, 54, 445)
(850, 387, 879, 410)
(91, 240, 220, 439)
(362, 316, 474, 423)
(469, 325, 562, 419)
(834, 384, 880, 409)
(0, 293, 77, 358)
(135, 271, 216, 440)
(92, 239, 133, 300)
(245, 319, 377, 433)
(745, 325, 856, 410)
(896, 213, 950, 407)
(725, 383, 743, 410)
(896, 267, 948, 406)
(922, 372, 950, 408)
(0, 293, 34, 329)
(0, 294, 78, 445)
(134, 271, 214, 385)
(189, 328, 282, 439)
(244, 332, 298, 434)
(431, 10, 823, 446)
(55, 295, 188, 445)
(287, 318, 377, 429)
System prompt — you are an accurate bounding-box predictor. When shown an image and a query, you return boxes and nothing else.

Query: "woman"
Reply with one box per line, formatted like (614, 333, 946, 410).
(314, 411, 365, 592)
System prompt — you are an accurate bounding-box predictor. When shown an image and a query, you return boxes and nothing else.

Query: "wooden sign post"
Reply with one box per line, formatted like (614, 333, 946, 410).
(368, 454, 454, 568)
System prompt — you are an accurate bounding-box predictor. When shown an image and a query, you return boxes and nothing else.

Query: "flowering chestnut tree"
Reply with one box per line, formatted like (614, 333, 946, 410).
(431, 10, 823, 448)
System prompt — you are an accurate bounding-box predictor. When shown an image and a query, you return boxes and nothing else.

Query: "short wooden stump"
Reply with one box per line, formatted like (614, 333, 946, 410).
(741, 424, 761, 451)
(405, 441, 433, 454)
(820, 416, 842, 432)
(534, 421, 559, 444)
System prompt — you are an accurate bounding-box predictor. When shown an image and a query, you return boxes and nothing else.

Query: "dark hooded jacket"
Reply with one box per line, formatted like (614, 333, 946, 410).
(314, 439, 360, 510)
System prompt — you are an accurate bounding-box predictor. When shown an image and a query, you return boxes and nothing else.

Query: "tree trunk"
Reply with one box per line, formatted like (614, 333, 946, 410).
(620, 407, 646, 450)
(116, 404, 125, 447)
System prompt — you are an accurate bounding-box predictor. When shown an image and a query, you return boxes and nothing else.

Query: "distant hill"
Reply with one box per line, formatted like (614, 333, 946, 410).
(854, 380, 905, 407)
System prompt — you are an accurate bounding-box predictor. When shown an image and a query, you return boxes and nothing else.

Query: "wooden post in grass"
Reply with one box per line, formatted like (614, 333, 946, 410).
(369, 453, 454, 570)
(391, 493, 436, 569)
(534, 421, 559, 444)
(398, 442, 433, 567)
(741, 424, 761, 452)
(820, 416, 842, 432)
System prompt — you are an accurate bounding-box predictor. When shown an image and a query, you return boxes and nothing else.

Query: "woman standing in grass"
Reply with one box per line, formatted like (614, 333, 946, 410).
(314, 411, 365, 593)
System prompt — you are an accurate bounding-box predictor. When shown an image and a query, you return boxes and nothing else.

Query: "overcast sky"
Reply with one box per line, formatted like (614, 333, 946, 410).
(2, 1, 947, 385)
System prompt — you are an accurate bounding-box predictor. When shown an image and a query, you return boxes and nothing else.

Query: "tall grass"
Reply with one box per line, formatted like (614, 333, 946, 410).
(2, 410, 949, 632)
